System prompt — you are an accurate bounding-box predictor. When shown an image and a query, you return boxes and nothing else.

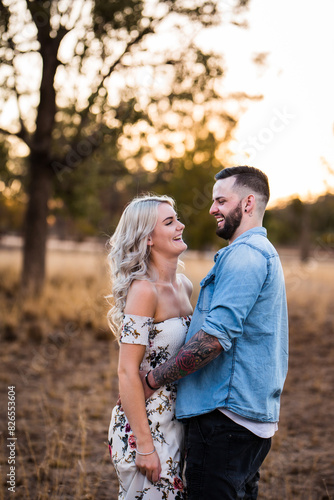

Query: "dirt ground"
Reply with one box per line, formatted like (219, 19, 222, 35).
(0, 247, 334, 499)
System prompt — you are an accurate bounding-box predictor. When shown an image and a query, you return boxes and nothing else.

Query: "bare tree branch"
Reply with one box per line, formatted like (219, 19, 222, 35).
(1, 31, 32, 147)
(0, 127, 13, 137)
(0, 126, 26, 142)
(76, 19, 161, 132)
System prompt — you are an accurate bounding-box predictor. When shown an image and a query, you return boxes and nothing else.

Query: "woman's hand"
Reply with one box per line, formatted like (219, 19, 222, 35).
(135, 449, 161, 483)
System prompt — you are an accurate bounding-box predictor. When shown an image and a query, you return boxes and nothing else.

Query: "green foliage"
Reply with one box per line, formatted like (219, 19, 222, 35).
(151, 132, 223, 249)
(310, 193, 334, 235)
(0, 140, 10, 182)
(0, 140, 26, 233)
(0, 1, 10, 36)
(93, 0, 145, 34)
(0, 195, 25, 233)
(264, 194, 334, 248)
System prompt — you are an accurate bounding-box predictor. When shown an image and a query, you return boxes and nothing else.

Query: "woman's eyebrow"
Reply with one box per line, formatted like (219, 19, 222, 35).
(162, 216, 174, 222)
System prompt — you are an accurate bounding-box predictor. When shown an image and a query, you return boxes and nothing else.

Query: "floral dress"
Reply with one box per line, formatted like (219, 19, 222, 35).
(108, 314, 191, 500)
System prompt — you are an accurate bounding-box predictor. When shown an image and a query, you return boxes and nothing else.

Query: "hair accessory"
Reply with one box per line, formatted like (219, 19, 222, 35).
(136, 447, 156, 456)
(145, 370, 158, 391)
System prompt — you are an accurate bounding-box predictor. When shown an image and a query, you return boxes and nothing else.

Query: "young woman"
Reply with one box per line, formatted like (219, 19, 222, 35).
(107, 194, 193, 499)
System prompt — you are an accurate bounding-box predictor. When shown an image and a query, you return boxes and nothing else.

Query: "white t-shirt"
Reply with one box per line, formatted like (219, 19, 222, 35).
(220, 408, 278, 438)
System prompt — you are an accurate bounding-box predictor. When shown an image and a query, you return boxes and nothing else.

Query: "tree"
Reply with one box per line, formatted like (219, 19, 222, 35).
(151, 129, 223, 249)
(0, 0, 250, 294)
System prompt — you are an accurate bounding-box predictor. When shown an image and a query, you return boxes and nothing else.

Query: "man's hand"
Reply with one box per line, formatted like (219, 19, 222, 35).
(144, 330, 223, 388)
(138, 330, 222, 400)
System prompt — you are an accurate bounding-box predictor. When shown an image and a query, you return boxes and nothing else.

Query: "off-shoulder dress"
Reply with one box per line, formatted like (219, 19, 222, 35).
(108, 314, 191, 500)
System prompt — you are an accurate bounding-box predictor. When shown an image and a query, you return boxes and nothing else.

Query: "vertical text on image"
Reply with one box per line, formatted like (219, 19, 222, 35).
(7, 385, 16, 493)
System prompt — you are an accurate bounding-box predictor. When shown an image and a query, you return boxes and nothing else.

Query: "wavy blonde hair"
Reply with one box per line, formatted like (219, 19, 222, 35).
(107, 194, 175, 340)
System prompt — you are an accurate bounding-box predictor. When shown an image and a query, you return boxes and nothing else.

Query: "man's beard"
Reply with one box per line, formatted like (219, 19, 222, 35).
(216, 201, 243, 240)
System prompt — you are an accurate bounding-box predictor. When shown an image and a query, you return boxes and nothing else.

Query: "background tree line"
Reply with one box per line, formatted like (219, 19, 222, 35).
(1, 153, 334, 254)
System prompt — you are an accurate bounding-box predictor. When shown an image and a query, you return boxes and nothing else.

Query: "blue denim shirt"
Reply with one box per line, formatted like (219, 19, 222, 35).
(176, 227, 288, 423)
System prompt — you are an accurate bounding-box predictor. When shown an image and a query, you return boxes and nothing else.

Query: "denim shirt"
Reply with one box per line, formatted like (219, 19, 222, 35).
(176, 227, 289, 423)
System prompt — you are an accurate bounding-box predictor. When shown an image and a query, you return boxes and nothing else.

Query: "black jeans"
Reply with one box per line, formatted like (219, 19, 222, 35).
(184, 410, 271, 500)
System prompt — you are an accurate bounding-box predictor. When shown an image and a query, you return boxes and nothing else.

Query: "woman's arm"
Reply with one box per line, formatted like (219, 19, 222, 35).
(119, 280, 161, 482)
(118, 344, 161, 482)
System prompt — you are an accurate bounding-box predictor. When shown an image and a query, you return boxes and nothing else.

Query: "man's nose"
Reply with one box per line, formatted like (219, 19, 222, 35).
(209, 202, 217, 215)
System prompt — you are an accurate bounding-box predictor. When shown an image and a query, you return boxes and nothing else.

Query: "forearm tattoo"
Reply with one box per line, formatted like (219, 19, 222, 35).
(151, 329, 223, 388)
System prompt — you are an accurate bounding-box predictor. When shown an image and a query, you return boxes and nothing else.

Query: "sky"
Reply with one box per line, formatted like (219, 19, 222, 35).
(198, 0, 334, 206)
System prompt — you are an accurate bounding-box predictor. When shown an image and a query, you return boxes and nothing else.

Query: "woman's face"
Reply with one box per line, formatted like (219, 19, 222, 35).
(148, 203, 187, 257)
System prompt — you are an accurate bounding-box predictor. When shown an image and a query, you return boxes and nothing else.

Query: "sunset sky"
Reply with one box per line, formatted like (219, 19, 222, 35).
(199, 0, 334, 206)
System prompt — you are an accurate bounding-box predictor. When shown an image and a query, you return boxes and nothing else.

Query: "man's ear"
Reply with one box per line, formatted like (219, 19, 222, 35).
(244, 194, 255, 212)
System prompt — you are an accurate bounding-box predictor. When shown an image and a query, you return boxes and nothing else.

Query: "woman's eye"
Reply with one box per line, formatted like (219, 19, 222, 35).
(165, 221, 173, 226)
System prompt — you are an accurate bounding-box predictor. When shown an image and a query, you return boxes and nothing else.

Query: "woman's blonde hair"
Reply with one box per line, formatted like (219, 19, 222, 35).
(107, 194, 175, 340)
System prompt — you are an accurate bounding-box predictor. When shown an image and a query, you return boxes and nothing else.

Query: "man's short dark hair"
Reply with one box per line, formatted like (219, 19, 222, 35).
(215, 166, 270, 205)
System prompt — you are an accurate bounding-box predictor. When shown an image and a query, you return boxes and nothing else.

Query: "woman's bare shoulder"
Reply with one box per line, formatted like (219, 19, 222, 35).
(124, 279, 158, 317)
(177, 273, 193, 297)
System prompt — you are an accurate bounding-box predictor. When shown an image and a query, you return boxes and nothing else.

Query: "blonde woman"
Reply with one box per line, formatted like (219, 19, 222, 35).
(107, 194, 193, 499)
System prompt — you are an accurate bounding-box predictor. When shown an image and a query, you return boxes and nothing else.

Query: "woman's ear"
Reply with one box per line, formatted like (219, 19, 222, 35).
(147, 235, 153, 246)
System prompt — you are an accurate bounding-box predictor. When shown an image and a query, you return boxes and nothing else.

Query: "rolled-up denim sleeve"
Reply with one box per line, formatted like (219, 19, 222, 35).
(201, 244, 268, 351)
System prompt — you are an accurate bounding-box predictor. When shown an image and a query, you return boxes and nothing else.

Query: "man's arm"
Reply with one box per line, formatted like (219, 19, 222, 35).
(146, 329, 223, 390)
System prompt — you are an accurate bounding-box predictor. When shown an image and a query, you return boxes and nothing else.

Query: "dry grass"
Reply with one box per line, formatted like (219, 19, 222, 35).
(0, 247, 110, 337)
(0, 245, 334, 499)
(260, 249, 334, 499)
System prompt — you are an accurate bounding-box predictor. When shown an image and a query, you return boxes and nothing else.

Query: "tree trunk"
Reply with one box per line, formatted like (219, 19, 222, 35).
(22, 153, 53, 295)
(20, 8, 61, 295)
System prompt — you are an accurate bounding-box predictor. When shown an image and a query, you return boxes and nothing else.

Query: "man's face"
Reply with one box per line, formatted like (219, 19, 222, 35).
(209, 177, 244, 241)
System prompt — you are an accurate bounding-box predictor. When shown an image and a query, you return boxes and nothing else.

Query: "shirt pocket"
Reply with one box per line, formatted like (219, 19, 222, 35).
(197, 274, 215, 312)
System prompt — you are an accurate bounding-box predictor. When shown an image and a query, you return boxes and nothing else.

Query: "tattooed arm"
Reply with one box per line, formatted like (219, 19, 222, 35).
(145, 329, 223, 393)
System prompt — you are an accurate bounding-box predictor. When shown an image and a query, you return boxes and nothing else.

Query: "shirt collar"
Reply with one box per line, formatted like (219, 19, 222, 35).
(214, 227, 267, 261)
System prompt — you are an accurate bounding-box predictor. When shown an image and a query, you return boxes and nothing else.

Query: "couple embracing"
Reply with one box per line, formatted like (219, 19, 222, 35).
(107, 166, 288, 500)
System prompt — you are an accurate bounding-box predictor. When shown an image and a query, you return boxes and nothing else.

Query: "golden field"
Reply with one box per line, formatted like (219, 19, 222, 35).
(0, 244, 333, 499)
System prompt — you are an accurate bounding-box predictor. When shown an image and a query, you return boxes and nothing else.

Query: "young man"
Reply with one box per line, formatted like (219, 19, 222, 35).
(144, 166, 289, 499)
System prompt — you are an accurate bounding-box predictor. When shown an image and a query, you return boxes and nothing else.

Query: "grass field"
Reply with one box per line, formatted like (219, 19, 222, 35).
(0, 244, 333, 499)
